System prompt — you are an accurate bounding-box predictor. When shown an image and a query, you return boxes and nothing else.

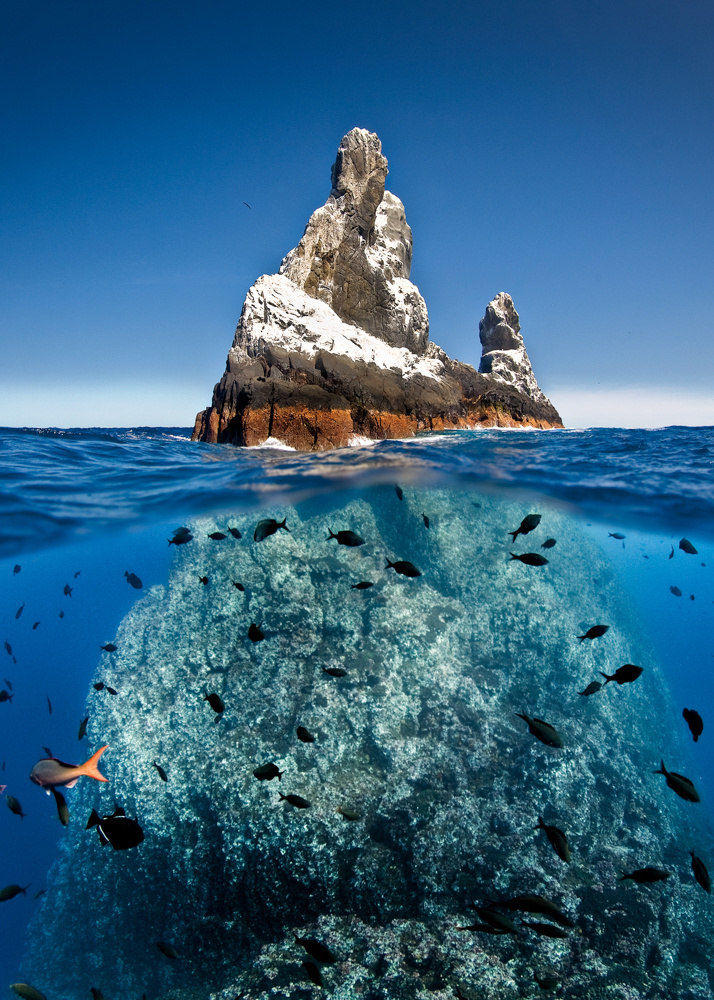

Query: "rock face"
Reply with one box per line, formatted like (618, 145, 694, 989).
(23, 489, 714, 999)
(193, 129, 562, 449)
(479, 292, 548, 403)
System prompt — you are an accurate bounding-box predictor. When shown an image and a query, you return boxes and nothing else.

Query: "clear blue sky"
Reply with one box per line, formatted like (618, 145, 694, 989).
(1, 0, 713, 427)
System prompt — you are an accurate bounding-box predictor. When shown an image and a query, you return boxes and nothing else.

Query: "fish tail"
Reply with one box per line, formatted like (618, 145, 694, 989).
(508, 553, 519, 561)
(278, 770, 284, 781)
(278, 793, 286, 801)
(577, 635, 585, 642)
(599, 672, 612, 683)
(509, 530, 519, 542)
(79, 744, 109, 783)
(327, 530, 336, 540)
(535, 816, 545, 830)
(385, 559, 394, 569)
(694, 733, 699, 743)
(279, 518, 289, 532)
(654, 759, 666, 776)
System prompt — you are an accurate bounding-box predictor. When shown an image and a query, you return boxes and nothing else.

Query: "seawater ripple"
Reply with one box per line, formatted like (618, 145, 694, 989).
(1, 425, 713, 555)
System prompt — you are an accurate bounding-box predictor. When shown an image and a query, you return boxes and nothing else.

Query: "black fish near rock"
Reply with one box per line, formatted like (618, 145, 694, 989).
(204, 692, 225, 716)
(577, 624, 609, 641)
(578, 681, 603, 697)
(541, 537, 556, 549)
(515, 714, 563, 748)
(296, 726, 315, 743)
(509, 552, 548, 566)
(509, 513, 541, 541)
(600, 664, 643, 685)
(124, 571, 142, 590)
(254, 517, 289, 542)
(248, 623, 265, 642)
(691, 851, 711, 893)
(654, 760, 700, 802)
(327, 528, 364, 546)
(621, 867, 670, 884)
(253, 763, 283, 781)
(679, 538, 698, 554)
(86, 807, 144, 850)
(279, 793, 310, 809)
(535, 816, 571, 863)
(169, 526, 193, 545)
(351, 581, 373, 590)
(385, 559, 421, 577)
(683, 707, 703, 742)
(208, 530, 227, 540)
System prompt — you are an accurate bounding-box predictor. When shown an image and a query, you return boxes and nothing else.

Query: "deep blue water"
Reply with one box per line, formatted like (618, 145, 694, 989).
(0, 426, 712, 992)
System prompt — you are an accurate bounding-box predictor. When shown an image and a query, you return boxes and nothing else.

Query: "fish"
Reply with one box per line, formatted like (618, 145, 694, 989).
(683, 708, 703, 742)
(691, 851, 711, 893)
(509, 552, 548, 566)
(156, 941, 178, 959)
(0, 689, 13, 703)
(253, 763, 283, 781)
(153, 761, 168, 782)
(30, 745, 109, 789)
(577, 624, 609, 641)
(296, 726, 315, 743)
(7, 795, 26, 819)
(124, 571, 142, 589)
(199, 575, 209, 585)
(670, 585, 682, 597)
(523, 921, 569, 939)
(322, 667, 347, 677)
(232, 581, 245, 591)
(248, 623, 265, 642)
(600, 664, 643, 685)
(279, 792, 310, 808)
(669, 545, 674, 559)
(58, 611, 64, 619)
(456, 921, 508, 935)
(46, 696, 52, 715)
(100, 643, 117, 652)
(32, 621, 39, 629)
(0, 883, 29, 902)
(106, 685, 118, 695)
(422, 513, 430, 528)
(3, 678, 12, 690)
(5, 640, 13, 656)
(302, 960, 322, 986)
(515, 714, 563, 748)
(621, 867, 670, 884)
(10, 988, 46, 1000)
(395, 485, 404, 500)
(208, 531, 227, 540)
(385, 559, 421, 577)
(204, 692, 225, 715)
(13, 564, 21, 574)
(253, 517, 289, 542)
(654, 760, 700, 802)
(294, 934, 337, 964)
(51, 788, 70, 826)
(578, 681, 603, 697)
(499, 894, 574, 927)
(474, 907, 518, 933)
(15, 603, 25, 619)
(327, 528, 364, 546)
(337, 806, 361, 821)
(87, 807, 144, 850)
(63, 584, 72, 597)
(228, 527, 242, 539)
(608, 532, 625, 540)
(351, 581, 373, 590)
(509, 513, 542, 541)
(168, 526, 193, 545)
(78, 716, 89, 740)
(541, 538, 556, 549)
(679, 538, 698, 554)
(535, 817, 571, 862)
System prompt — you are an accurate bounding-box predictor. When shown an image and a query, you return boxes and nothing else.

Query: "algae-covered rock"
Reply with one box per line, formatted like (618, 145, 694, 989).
(22, 489, 713, 998)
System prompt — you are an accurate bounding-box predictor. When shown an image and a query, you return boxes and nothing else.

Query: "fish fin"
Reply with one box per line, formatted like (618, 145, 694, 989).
(599, 672, 612, 683)
(280, 519, 289, 532)
(654, 759, 666, 775)
(86, 808, 100, 829)
(327, 530, 336, 540)
(79, 744, 109, 782)
(385, 560, 394, 569)
(515, 713, 529, 723)
(65, 778, 79, 788)
(278, 793, 286, 801)
(508, 553, 518, 561)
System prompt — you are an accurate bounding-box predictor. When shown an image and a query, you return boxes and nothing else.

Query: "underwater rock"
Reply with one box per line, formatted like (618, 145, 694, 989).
(192, 128, 562, 448)
(23, 491, 713, 998)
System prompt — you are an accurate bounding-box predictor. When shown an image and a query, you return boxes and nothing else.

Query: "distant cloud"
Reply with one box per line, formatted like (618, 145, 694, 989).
(550, 386, 714, 428)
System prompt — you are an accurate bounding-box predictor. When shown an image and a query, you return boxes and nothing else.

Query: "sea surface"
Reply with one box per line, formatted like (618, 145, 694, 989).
(0, 425, 712, 998)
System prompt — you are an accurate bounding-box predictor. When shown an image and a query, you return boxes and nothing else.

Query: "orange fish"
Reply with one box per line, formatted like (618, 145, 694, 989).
(29, 745, 109, 789)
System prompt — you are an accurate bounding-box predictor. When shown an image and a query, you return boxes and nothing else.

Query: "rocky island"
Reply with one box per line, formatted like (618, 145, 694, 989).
(192, 129, 562, 449)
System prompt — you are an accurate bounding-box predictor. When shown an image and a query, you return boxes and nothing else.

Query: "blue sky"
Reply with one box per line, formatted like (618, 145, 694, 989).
(1, 0, 712, 427)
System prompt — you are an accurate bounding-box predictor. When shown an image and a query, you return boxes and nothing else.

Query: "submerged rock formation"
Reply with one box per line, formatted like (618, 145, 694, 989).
(23, 489, 713, 998)
(192, 129, 562, 449)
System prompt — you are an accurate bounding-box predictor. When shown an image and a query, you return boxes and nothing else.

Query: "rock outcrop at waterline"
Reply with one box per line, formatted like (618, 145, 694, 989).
(23, 491, 713, 998)
(192, 128, 562, 449)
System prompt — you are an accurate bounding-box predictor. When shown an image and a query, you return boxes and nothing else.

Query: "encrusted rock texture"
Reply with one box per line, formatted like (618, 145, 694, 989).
(23, 489, 713, 999)
(192, 129, 562, 449)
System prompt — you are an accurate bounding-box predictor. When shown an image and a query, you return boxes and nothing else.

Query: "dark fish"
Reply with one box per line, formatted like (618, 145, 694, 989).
(30, 746, 109, 789)
(232, 581, 245, 591)
(422, 513, 430, 528)
(523, 921, 569, 939)
(515, 714, 563, 748)
(578, 681, 603, 697)
(541, 538, 556, 549)
(10, 987, 46, 1000)
(683, 708, 703, 742)
(535, 816, 571, 863)
(509, 552, 548, 566)
(248, 623, 265, 642)
(51, 788, 70, 826)
(609, 532, 625, 540)
(621, 867, 670, 884)
(156, 941, 178, 959)
(327, 528, 364, 546)
(63, 584, 72, 597)
(654, 760, 700, 802)
(669, 545, 674, 559)
(474, 907, 518, 933)
(509, 513, 541, 541)
(395, 485, 403, 501)
(253, 517, 289, 542)
(322, 667, 347, 678)
(294, 934, 337, 964)
(499, 895, 574, 927)
(351, 581, 373, 590)
(199, 575, 209, 585)
(680, 538, 698, 554)
(208, 531, 227, 540)
(204, 692, 225, 715)
(78, 716, 89, 740)
(253, 763, 283, 781)
(4, 640, 12, 657)
(600, 664, 643, 685)
(302, 960, 322, 986)
(3, 678, 11, 690)
(100, 643, 117, 652)
(168, 526, 193, 545)
(15, 603, 25, 619)
(296, 726, 315, 743)
(670, 585, 682, 597)
(337, 806, 361, 821)
(0, 689, 13, 703)
(13, 564, 21, 574)
(105, 685, 118, 696)
(577, 624, 609, 641)
(385, 559, 421, 577)
(153, 761, 168, 782)
(124, 571, 142, 589)
(32, 622, 39, 630)
(58, 611, 64, 619)
(7, 795, 26, 819)
(228, 527, 242, 539)
(456, 921, 508, 935)
(46, 696, 52, 715)
(87, 807, 144, 850)
(691, 851, 711, 893)
(0, 883, 29, 902)
(279, 792, 310, 808)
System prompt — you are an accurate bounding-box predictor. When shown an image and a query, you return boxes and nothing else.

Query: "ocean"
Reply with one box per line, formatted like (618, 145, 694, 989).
(0, 425, 712, 999)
